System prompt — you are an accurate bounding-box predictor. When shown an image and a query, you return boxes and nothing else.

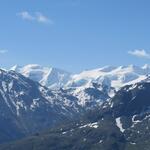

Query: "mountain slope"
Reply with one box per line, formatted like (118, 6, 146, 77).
(2, 77, 150, 150)
(0, 69, 82, 143)
(10, 64, 112, 108)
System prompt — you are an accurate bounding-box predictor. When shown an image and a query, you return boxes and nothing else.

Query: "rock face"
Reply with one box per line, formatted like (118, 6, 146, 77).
(2, 78, 150, 150)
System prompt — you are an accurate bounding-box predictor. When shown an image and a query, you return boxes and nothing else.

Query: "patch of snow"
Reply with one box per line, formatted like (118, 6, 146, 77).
(16, 101, 24, 116)
(79, 122, 99, 129)
(2, 81, 7, 92)
(30, 98, 40, 110)
(0, 89, 11, 108)
(131, 115, 142, 127)
(130, 142, 136, 145)
(110, 102, 114, 108)
(99, 140, 103, 144)
(115, 117, 125, 133)
(8, 81, 13, 91)
(62, 131, 67, 135)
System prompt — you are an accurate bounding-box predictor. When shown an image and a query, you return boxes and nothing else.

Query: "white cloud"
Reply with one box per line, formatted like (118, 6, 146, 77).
(17, 11, 34, 21)
(35, 12, 53, 24)
(128, 49, 150, 59)
(0, 49, 8, 54)
(17, 11, 53, 24)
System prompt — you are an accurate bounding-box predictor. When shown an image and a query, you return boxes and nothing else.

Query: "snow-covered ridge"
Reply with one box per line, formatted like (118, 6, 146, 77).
(10, 64, 150, 90)
(0, 68, 82, 117)
(8, 63, 150, 103)
(67, 64, 149, 90)
(10, 64, 71, 89)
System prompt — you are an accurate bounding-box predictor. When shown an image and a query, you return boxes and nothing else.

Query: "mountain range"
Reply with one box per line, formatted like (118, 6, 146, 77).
(10, 64, 150, 107)
(0, 64, 150, 149)
(0, 69, 83, 143)
(10, 64, 150, 90)
(1, 76, 150, 150)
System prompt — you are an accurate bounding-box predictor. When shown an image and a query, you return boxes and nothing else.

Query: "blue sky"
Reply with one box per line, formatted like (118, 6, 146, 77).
(0, 0, 150, 72)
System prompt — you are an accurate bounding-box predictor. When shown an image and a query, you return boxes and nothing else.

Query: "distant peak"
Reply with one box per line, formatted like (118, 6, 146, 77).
(142, 64, 150, 69)
(10, 65, 22, 72)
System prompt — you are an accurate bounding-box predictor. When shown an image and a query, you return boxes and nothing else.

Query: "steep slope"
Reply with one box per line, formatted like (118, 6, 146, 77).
(0, 69, 81, 143)
(3, 77, 150, 150)
(65, 81, 113, 108)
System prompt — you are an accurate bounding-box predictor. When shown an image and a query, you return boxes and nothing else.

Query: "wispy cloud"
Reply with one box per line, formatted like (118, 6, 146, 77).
(35, 12, 53, 24)
(128, 49, 150, 59)
(17, 11, 53, 24)
(17, 11, 34, 21)
(0, 49, 8, 54)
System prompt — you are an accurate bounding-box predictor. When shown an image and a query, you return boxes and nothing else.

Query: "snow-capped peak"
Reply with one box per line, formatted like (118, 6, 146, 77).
(10, 65, 19, 71)
(10, 64, 71, 89)
(9, 64, 150, 91)
(66, 64, 150, 90)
